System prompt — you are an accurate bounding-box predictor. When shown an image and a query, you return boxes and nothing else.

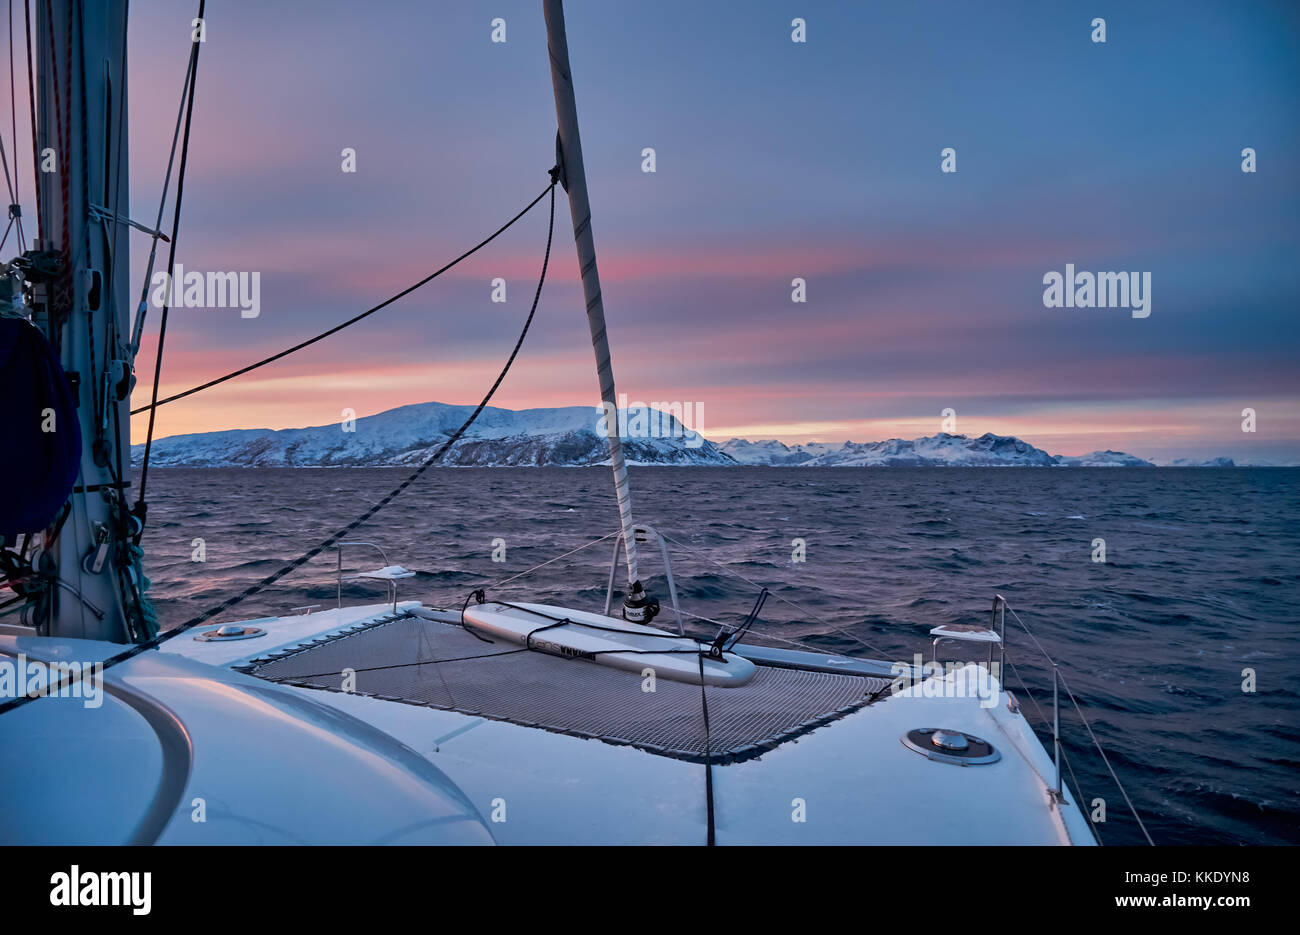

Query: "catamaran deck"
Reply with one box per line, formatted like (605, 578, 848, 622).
(1, 601, 1098, 844)
(149, 601, 1096, 845)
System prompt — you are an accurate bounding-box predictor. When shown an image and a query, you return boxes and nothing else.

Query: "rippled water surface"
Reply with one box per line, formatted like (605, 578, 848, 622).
(140, 466, 1300, 845)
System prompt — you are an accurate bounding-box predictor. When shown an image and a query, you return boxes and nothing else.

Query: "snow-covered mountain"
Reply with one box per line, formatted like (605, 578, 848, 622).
(727, 434, 1166, 467)
(1169, 456, 1236, 467)
(130, 401, 735, 467)
(796, 432, 1058, 467)
(132, 402, 1218, 468)
(721, 438, 823, 465)
(1053, 450, 1155, 467)
(726, 432, 1059, 467)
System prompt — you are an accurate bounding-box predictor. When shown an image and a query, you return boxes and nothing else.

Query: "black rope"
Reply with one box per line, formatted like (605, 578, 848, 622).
(479, 589, 722, 832)
(22, 0, 36, 234)
(6, 0, 23, 250)
(134, 0, 204, 509)
(128, 49, 191, 355)
(698, 647, 716, 845)
(0, 176, 558, 718)
(130, 181, 556, 416)
(458, 588, 494, 643)
(523, 617, 571, 651)
(711, 586, 767, 656)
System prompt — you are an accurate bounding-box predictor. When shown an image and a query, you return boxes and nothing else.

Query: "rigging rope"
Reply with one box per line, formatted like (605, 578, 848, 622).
(1056, 666, 1154, 846)
(0, 174, 559, 717)
(698, 648, 716, 846)
(464, 530, 621, 594)
(1, 0, 21, 251)
(660, 530, 890, 657)
(129, 181, 556, 415)
(430, 529, 883, 664)
(1002, 601, 1154, 845)
(0, 134, 19, 249)
(1005, 654, 1100, 844)
(677, 606, 840, 654)
(133, 0, 204, 511)
(21, 0, 36, 235)
(7, 1, 19, 237)
(128, 47, 191, 355)
(462, 586, 720, 844)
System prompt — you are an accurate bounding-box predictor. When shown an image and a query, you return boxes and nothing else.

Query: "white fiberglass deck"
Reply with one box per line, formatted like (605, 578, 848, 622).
(162, 601, 1093, 845)
(0, 600, 1094, 844)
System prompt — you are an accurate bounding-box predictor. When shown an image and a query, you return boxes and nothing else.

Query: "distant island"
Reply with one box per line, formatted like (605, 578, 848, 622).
(129, 400, 1263, 468)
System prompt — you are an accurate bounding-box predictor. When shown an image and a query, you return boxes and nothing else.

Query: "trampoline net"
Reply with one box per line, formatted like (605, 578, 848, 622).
(240, 612, 891, 763)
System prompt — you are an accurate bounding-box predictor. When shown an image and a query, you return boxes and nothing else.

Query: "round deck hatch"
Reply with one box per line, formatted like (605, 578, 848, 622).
(195, 624, 266, 642)
(930, 729, 969, 751)
(901, 728, 1000, 765)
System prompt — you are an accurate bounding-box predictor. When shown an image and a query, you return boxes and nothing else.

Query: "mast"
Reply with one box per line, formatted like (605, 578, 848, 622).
(29, 0, 135, 641)
(543, 0, 642, 594)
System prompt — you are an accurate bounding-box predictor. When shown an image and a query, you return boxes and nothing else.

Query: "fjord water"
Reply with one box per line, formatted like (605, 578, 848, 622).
(141, 466, 1299, 846)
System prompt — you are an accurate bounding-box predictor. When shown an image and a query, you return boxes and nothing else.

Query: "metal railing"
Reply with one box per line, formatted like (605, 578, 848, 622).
(335, 541, 390, 609)
(992, 594, 1153, 845)
(602, 524, 685, 634)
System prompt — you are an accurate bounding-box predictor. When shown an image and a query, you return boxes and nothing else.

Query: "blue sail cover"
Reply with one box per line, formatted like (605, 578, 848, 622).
(0, 318, 81, 544)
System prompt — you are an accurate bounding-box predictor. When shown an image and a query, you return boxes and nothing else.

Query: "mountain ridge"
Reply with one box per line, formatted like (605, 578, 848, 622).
(130, 400, 1252, 467)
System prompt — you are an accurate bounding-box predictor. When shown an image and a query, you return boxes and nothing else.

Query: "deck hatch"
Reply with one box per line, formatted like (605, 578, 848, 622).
(900, 728, 1001, 766)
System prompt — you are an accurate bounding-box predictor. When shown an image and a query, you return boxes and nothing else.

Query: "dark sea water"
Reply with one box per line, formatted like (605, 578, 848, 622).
(140, 466, 1300, 846)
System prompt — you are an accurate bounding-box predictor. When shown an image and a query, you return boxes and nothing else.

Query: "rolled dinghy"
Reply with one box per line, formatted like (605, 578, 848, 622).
(458, 601, 756, 687)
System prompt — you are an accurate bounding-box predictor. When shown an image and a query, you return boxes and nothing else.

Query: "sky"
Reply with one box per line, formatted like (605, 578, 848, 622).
(19, 1, 1300, 461)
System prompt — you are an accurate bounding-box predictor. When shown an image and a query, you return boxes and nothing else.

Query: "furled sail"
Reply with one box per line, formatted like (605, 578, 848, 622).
(544, 0, 642, 596)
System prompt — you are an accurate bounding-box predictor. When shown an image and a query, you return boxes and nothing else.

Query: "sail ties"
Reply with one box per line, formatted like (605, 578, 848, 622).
(480, 597, 710, 660)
